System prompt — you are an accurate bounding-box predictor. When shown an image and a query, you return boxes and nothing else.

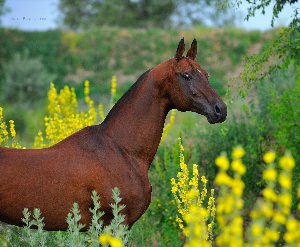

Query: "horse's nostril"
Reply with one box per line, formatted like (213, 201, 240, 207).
(215, 104, 221, 114)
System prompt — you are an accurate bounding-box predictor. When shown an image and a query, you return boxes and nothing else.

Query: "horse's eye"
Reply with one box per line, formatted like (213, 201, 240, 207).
(182, 73, 192, 81)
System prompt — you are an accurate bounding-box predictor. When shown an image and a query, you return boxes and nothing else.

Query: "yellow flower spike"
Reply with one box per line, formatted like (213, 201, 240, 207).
(9, 120, 16, 138)
(263, 168, 277, 181)
(98, 103, 105, 121)
(263, 151, 276, 163)
(110, 75, 117, 105)
(232, 146, 245, 159)
(192, 164, 199, 176)
(279, 155, 295, 171)
(161, 109, 176, 142)
(215, 155, 230, 170)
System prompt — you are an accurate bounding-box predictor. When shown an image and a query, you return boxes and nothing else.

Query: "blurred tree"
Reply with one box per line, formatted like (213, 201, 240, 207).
(0, 0, 9, 26)
(58, 0, 236, 29)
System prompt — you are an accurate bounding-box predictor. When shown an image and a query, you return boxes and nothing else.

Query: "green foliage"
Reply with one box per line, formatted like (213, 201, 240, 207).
(240, 0, 299, 27)
(241, 26, 300, 89)
(0, 189, 130, 246)
(0, 27, 263, 98)
(1, 51, 53, 104)
(233, 0, 300, 92)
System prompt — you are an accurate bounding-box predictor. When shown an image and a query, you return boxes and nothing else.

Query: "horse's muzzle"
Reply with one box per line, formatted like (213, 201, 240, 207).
(207, 101, 227, 124)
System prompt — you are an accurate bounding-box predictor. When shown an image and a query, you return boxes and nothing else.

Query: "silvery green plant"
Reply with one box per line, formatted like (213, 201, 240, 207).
(1, 188, 129, 246)
(103, 187, 130, 246)
(66, 202, 86, 247)
(86, 190, 105, 246)
(21, 208, 48, 247)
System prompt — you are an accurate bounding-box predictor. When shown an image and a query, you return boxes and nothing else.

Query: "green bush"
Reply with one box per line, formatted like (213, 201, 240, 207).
(1, 51, 53, 104)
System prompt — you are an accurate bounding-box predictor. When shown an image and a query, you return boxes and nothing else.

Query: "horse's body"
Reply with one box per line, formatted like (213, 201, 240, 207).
(0, 39, 227, 230)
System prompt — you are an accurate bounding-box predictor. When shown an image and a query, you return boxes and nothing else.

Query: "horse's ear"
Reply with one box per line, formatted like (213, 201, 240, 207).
(175, 38, 185, 60)
(186, 38, 197, 60)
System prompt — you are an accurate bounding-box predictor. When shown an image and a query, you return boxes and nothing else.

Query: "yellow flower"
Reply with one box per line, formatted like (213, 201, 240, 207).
(278, 194, 292, 208)
(215, 155, 229, 170)
(263, 151, 276, 163)
(284, 232, 295, 243)
(99, 233, 110, 243)
(263, 168, 277, 181)
(201, 176, 208, 184)
(251, 224, 262, 236)
(215, 172, 232, 186)
(232, 146, 245, 159)
(279, 155, 295, 171)
(278, 174, 291, 189)
(273, 212, 286, 224)
(231, 160, 246, 175)
(110, 238, 122, 247)
(99, 233, 122, 247)
(262, 188, 277, 202)
(171, 186, 178, 193)
(265, 229, 279, 241)
(286, 218, 297, 231)
(231, 179, 245, 196)
(186, 189, 199, 199)
(260, 203, 273, 218)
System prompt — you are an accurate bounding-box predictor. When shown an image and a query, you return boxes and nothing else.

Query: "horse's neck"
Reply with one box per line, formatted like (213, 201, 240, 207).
(101, 70, 170, 166)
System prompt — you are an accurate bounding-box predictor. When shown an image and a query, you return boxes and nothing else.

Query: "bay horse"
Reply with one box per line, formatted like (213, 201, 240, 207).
(0, 38, 226, 230)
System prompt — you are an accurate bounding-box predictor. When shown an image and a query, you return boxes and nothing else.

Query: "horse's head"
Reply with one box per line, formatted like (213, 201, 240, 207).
(161, 38, 227, 124)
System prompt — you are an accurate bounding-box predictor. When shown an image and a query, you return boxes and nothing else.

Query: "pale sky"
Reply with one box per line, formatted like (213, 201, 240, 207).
(1, 0, 299, 31)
